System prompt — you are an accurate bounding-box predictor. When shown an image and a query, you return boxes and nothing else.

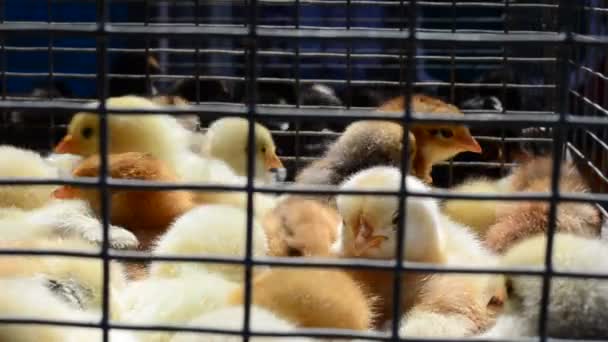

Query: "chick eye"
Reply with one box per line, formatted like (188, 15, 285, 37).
(392, 212, 402, 229)
(286, 247, 302, 257)
(440, 129, 454, 138)
(81, 127, 94, 139)
(428, 128, 453, 139)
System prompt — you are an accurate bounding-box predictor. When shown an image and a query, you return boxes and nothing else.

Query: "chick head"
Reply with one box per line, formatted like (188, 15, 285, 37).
(54, 95, 167, 158)
(205, 118, 284, 182)
(336, 166, 444, 261)
(411, 124, 481, 165)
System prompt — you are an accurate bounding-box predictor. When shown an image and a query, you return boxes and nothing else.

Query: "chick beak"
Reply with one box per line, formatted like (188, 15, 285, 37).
(457, 133, 482, 154)
(52, 186, 80, 199)
(55, 134, 78, 154)
(265, 150, 284, 171)
(353, 216, 387, 256)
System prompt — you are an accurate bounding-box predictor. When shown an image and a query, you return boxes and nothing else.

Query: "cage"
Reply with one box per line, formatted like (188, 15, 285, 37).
(0, 0, 607, 341)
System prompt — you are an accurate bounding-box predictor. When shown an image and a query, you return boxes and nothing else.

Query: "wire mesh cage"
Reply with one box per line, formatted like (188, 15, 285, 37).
(0, 0, 607, 341)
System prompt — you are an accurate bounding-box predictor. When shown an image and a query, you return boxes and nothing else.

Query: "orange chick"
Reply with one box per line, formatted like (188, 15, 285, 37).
(52, 152, 196, 251)
(262, 197, 341, 257)
(228, 268, 376, 331)
(378, 94, 482, 183)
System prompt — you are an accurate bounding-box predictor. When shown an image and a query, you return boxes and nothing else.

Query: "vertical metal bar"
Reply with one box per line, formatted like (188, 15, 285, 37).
(448, 0, 456, 186)
(345, 0, 352, 109)
(294, 0, 302, 173)
(243, 0, 258, 340)
(194, 0, 201, 104)
(144, 0, 152, 95)
(392, 0, 416, 339)
(48, 0, 56, 148)
(537, 1, 575, 340)
(95, 0, 110, 341)
(500, 0, 510, 176)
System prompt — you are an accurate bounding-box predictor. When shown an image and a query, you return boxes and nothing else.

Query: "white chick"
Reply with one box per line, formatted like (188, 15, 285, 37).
(335, 166, 504, 334)
(202, 117, 285, 183)
(0, 199, 139, 249)
(0, 277, 138, 342)
(150, 205, 268, 282)
(335, 166, 445, 263)
(118, 272, 239, 342)
(480, 233, 608, 339)
(0, 237, 128, 319)
(0, 145, 59, 210)
(170, 306, 314, 342)
(0, 145, 137, 249)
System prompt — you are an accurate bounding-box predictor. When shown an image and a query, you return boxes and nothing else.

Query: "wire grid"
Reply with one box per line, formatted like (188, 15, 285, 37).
(0, 0, 607, 341)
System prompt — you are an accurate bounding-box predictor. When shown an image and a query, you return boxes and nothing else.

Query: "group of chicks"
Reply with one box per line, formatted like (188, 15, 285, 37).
(0, 92, 606, 341)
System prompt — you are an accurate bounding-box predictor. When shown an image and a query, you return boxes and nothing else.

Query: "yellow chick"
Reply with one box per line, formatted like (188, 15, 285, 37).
(202, 117, 285, 183)
(441, 176, 513, 235)
(54, 95, 196, 172)
(149, 205, 268, 282)
(262, 197, 341, 257)
(481, 233, 608, 339)
(228, 268, 376, 331)
(335, 166, 504, 330)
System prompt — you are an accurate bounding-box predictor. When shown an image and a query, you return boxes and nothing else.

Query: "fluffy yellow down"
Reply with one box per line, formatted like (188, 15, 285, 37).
(149, 205, 268, 282)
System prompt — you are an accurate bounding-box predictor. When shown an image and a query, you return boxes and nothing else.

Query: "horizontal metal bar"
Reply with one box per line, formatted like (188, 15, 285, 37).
(0, 176, 606, 204)
(0, 22, 578, 45)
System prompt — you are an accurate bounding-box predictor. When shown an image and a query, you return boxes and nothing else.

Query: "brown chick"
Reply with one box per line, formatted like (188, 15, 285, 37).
(295, 120, 416, 189)
(485, 156, 602, 253)
(228, 268, 376, 331)
(52, 152, 196, 251)
(262, 197, 341, 257)
(378, 94, 482, 183)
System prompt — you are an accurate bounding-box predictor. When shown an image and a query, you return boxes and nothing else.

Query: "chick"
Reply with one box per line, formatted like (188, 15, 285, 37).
(441, 176, 514, 236)
(52, 152, 196, 250)
(0, 238, 127, 319)
(54, 95, 197, 173)
(335, 166, 503, 330)
(0, 277, 138, 342)
(118, 272, 239, 342)
(445, 156, 602, 253)
(0, 146, 137, 249)
(0, 145, 59, 210)
(170, 306, 313, 342)
(480, 233, 608, 339)
(295, 120, 416, 192)
(377, 94, 482, 183)
(202, 117, 285, 183)
(228, 268, 375, 331)
(262, 197, 341, 257)
(149, 205, 268, 282)
(0, 199, 139, 250)
(399, 272, 506, 338)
